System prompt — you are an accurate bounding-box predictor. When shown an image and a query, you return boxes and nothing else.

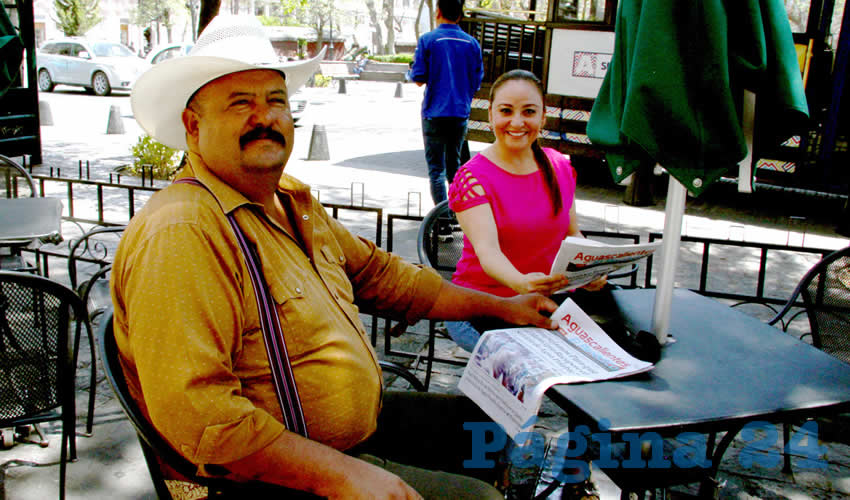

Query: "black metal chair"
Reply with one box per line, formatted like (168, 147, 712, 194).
(768, 245, 850, 472)
(65, 225, 125, 437)
(67, 225, 126, 321)
(0, 153, 36, 199)
(97, 309, 425, 499)
(0, 271, 85, 500)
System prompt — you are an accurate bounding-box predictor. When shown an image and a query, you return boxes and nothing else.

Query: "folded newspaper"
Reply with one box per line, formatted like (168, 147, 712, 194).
(459, 299, 654, 439)
(550, 236, 662, 292)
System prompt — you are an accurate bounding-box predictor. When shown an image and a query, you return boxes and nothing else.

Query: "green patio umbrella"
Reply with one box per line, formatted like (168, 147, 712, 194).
(0, 3, 23, 97)
(586, 0, 809, 343)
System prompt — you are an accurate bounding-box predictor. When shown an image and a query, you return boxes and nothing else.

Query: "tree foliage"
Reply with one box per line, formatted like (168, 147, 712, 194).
(53, 0, 102, 36)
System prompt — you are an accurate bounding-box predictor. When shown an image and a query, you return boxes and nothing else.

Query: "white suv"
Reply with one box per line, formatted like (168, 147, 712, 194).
(37, 38, 150, 96)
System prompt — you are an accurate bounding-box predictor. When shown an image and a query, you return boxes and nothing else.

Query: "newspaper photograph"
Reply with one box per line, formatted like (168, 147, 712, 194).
(550, 236, 662, 292)
(459, 299, 654, 439)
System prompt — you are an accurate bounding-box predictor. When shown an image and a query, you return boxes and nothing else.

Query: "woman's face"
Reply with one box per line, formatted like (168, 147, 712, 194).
(488, 79, 545, 153)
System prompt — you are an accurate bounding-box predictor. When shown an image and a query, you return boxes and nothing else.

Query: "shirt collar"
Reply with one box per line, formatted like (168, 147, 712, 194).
(177, 152, 313, 214)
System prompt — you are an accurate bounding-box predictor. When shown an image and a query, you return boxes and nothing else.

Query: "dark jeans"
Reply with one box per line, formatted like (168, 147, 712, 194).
(348, 391, 503, 499)
(422, 117, 468, 204)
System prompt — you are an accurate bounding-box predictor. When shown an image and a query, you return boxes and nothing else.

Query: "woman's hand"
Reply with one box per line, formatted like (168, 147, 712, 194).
(581, 275, 608, 292)
(509, 272, 570, 296)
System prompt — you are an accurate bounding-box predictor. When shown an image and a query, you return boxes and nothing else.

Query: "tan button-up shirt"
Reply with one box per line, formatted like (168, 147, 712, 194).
(111, 153, 442, 471)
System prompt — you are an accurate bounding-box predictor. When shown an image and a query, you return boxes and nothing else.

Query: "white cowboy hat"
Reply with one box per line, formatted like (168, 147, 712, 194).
(131, 15, 325, 150)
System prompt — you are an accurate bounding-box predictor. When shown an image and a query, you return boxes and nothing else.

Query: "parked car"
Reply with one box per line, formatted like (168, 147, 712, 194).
(37, 38, 149, 96)
(144, 42, 193, 65)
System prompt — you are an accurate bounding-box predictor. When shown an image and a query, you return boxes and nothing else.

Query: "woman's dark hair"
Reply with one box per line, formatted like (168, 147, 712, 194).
(489, 69, 563, 214)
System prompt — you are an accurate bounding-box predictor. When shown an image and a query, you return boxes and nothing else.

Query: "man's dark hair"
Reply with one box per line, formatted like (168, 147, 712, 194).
(438, 0, 464, 22)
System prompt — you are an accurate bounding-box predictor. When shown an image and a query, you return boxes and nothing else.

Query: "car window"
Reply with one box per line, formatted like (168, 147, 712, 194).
(55, 43, 74, 56)
(92, 42, 135, 58)
(152, 47, 180, 64)
(69, 43, 87, 57)
(40, 42, 58, 54)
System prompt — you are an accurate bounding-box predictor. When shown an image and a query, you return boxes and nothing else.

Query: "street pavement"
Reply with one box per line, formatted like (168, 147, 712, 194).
(2, 80, 850, 499)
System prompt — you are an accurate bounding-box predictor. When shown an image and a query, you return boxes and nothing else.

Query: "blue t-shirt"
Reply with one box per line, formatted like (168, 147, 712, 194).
(409, 24, 483, 119)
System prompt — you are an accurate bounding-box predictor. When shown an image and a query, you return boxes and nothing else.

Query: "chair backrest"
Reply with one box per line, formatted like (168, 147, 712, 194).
(416, 201, 465, 280)
(771, 246, 850, 364)
(0, 154, 36, 198)
(67, 225, 126, 319)
(96, 309, 210, 499)
(0, 271, 79, 424)
(97, 310, 320, 499)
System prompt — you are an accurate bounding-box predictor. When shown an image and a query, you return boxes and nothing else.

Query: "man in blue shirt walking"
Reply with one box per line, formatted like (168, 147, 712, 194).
(409, 0, 483, 213)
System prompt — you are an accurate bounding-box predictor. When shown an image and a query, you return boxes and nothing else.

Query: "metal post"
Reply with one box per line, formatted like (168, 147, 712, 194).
(651, 173, 687, 345)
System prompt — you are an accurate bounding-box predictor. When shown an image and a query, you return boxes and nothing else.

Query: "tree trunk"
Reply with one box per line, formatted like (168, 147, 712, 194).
(415, 0, 425, 40)
(198, 0, 221, 35)
(428, 0, 434, 30)
(365, 0, 383, 54)
(383, 0, 395, 54)
(315, 21, 324, 56)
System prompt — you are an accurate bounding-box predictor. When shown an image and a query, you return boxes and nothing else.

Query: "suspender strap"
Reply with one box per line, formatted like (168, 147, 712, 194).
(173, 177, 308, 437)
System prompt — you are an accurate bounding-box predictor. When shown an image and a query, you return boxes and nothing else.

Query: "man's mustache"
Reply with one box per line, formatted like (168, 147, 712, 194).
(240, 127, 287, 149)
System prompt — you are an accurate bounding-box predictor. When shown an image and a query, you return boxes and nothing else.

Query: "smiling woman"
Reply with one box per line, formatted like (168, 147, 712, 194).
(443, 69, 607, 351)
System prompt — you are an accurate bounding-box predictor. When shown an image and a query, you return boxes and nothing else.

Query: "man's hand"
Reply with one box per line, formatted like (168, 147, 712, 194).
(328, 455, 422, 500)
(496, 293, 559, 330)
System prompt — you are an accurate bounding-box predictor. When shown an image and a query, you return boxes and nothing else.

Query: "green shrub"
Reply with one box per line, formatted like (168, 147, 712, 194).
(313, 74, 333, 87)
(368, 53, 414, 64)
(129, 134, 180, 180)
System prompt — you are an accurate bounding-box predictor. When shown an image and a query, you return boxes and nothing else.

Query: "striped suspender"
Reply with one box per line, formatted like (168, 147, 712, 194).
(173, 178, 308, 438)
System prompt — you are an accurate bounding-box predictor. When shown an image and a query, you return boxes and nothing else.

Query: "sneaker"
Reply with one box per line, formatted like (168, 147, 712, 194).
(560, 478, 600, 500)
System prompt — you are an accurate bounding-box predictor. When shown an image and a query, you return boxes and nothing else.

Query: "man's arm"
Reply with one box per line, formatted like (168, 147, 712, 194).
(425, 279, 559, 329)
(223, 432, 422, 500)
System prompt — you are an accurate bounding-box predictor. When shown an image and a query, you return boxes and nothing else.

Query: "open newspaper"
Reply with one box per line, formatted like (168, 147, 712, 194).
(550, 236, 662, 292)
(459, 299, 654, 439)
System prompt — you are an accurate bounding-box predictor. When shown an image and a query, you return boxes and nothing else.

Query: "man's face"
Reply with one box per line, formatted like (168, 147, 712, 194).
(183, 69, 294, 177)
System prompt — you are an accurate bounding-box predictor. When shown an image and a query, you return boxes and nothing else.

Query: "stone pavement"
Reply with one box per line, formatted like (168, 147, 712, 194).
(2, 80, 850, 499)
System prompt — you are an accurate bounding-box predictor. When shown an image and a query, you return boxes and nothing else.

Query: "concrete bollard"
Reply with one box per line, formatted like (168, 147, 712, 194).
(394, 81, 403, 98)
(106, 105, 125, 134)
(308, 124, 330, 161)
(38, 100, 54, 126)
(338, 78, 347, 94)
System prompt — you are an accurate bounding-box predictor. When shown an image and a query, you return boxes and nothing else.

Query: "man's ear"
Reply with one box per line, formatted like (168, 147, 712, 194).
(182, 107, 200, 150)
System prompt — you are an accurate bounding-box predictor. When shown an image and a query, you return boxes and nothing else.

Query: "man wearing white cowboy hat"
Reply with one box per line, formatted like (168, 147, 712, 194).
(112, 14, 558, 499)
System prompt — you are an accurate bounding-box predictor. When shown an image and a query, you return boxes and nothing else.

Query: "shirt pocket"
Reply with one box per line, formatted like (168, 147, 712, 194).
(318, 243, 356, 306)
(266, 278, 326, 358)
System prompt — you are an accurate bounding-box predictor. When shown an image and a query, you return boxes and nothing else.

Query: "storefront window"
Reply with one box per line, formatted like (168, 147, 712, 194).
(554, 0, 608, 22)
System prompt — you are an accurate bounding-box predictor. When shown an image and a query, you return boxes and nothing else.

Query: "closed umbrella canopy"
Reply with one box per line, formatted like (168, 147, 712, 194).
(587, 0, 809, 196)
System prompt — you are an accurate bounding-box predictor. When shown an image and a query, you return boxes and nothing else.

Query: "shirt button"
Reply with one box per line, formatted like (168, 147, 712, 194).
(302, 215, 310, 220)
(339, 256, 344, 262)
(295, 287, 302, 294)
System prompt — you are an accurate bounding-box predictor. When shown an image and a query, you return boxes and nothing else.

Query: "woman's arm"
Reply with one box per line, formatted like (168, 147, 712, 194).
(457, 203, 569, 295)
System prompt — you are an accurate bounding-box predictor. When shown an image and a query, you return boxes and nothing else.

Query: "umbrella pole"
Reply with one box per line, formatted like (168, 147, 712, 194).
(651, 172, 688, 345)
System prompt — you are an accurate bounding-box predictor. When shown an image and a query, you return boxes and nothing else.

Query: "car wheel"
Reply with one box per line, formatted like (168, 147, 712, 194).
(92, 71, 111, 96)
(37, 69, 54, 92)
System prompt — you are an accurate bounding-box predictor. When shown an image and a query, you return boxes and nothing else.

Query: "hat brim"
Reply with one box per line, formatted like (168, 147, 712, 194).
(131, 47, 325, 151)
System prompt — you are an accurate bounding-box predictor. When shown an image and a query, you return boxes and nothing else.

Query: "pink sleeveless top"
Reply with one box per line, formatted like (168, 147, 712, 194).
(448, 148, 577, 297)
